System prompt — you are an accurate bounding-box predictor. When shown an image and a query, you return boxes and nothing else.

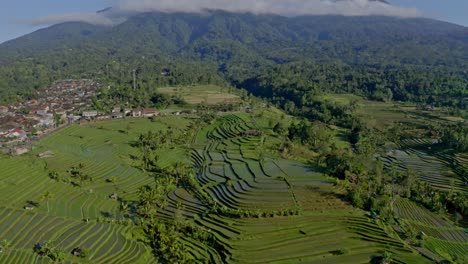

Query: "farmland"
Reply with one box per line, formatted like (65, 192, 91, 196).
(319, 94, 467, 191)
(317, 94, 466, 129)
(381, 138, 467, 193)
(394, 198, 468, 261)
(151, 113, 431, 263)
(157, 85, 241, 105)
(0, 117, 191, 263)
(0, 101, 464, 263)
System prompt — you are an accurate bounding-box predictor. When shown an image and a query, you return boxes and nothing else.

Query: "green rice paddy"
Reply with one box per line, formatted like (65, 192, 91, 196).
(0, 112, 445, 263)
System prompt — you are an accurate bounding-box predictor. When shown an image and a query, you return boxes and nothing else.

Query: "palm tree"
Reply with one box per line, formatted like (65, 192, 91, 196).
(119, 201, 129, 218)
(1, 239, 12, 252)
(78, 172, 92, 187)
(382, 251, 393, 264)
(41, 191, 53, 213)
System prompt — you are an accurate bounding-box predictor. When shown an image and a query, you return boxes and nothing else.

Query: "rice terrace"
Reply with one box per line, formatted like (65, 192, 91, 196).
(0, 3, 467, 263)
(0, 87, 466, 263)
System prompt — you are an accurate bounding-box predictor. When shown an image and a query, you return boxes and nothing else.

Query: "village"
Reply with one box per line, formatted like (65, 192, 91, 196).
(0, 79, 164, 156)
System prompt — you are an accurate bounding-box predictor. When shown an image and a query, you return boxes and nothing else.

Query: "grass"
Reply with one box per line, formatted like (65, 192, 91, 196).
(319, 94, 467, 195)
(394, 198, 468, 261)
(0, 105, 446, 263)
(0, 116, 191, 263)
(318, 93, 466, 130)
(166, 113, 429, 263)
(157, 84, 240, 105)
(381, 138, 467, 193)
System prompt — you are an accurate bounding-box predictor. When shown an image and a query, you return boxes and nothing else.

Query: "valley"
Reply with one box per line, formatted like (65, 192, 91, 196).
(0, 92, 465, 263)
(0, 4, 466, 264)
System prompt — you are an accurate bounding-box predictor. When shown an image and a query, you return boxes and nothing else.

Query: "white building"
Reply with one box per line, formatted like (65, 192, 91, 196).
(0, 106, 8, 114)
(36, 105, 49, 116)
(82, 110, 98, 118)
(132, 109, 142, 117)
(142, 108, 159, 117)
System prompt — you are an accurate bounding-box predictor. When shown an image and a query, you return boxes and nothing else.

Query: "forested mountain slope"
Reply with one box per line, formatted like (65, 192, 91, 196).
(2, 12, 467, 65)
(0, 11, 467, 105)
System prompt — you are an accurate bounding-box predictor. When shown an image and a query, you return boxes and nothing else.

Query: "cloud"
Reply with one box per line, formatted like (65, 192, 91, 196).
(26, 12, 120, 26)
(26, 0, 423, 27)
(115, 0, 422, 17)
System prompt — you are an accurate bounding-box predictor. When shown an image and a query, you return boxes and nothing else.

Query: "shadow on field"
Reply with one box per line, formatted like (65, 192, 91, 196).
(101, 211, 114, 219)
(369, 255, 384, 264)
(127, 140, 139, 148)
(26, 200, 40, 207)
(316, 190, 352, 205)
(305, 161, 326, 173)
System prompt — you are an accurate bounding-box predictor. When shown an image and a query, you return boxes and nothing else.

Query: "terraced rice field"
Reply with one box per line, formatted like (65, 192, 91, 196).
(157, 85, 240, 105)
(0, 207, 149, 263)
(394, 198, 468, 259)
(0, 113, 435, 263)
(0, 117, 191, 263)
(156, 114, 429, 263)
(381, 138, 467, 193)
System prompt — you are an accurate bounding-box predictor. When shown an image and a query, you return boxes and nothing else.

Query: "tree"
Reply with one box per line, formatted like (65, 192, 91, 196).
(33, 241, 66, 262)
(119, 201, 130, 219)
(41, 191, 53, 213)
(382, 251, 394, 264)
(53, 113, 62, 128)
(0, 239, 12, 252)
(78, 172, 93, 187)
(48, 171, 61, 182)
(273, 122, 288, 137)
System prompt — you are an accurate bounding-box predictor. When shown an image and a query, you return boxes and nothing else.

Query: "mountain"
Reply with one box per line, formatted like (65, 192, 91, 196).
(336, 0, 390, 4)
(0, 22, 106, 58)
(0, 11, 467, 104)
(1, 11, 467, 65)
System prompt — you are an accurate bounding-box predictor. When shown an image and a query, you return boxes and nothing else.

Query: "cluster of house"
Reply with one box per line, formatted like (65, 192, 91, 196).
(0, 79, 100, 154)
(81, 107, 160, 120)
(0, 78, 200, 156)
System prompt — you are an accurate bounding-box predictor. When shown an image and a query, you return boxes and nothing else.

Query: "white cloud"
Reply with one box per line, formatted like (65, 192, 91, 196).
(115, 0, 422, 17)
(26, 0, 422, 26)
(27, 12, 118, 27)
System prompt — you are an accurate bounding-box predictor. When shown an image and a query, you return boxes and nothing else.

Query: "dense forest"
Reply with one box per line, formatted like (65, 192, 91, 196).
(0, 11, 467, 107)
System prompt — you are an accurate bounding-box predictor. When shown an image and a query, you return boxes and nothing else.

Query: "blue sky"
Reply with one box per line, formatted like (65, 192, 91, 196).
(0, 0, 106, 43)
(392, 0, 468, 26)
(0, 0, 467, 44)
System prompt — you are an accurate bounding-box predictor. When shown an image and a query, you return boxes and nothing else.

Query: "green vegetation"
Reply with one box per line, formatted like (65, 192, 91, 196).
(0, 76, 466, 264)
(0, 116, 192, 263)
(126, 112, 431, 263)
(0, 9, 466, 263)
(157, 85, 240, 105)
(0, 12, 467, 111)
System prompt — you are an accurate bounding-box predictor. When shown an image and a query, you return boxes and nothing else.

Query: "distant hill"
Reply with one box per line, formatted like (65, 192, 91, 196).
(0, 23, 105, 58)
(2, 12, 467, 66)
(0, 11, 467, 104)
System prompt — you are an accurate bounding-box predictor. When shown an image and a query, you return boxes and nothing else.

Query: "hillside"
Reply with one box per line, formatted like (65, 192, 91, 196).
(0, 12, 467, 105)
(0, 100, 465, 263)
(2, 12, 467, 67)
(0, 109, 439, 264)
(0, 9, 467, 264)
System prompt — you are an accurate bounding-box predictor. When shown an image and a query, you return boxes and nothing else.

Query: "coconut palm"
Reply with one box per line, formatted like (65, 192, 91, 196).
(119, 201, 129, 218)
(1, 239, 12, 252)
(41, 191, 53, 213)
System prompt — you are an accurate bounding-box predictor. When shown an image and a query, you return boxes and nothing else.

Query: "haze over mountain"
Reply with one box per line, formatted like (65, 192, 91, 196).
(25, 0, 422, 27)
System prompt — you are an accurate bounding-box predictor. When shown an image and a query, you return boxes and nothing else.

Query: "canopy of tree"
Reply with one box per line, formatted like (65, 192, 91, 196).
(0, 11, 466, 106)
